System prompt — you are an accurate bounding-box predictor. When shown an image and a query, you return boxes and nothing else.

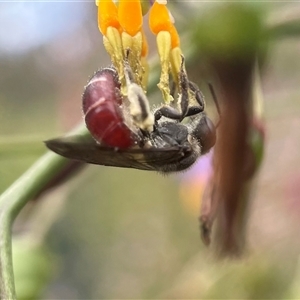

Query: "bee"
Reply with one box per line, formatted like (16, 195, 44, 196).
(46, 59, 217, 173)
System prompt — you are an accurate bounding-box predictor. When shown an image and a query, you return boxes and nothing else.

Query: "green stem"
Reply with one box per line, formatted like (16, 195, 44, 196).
(0, 124, 87, 299)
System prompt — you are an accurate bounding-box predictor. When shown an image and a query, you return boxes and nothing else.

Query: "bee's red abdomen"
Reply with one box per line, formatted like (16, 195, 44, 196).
(82, 68, 137, 148)
(84, 100, 135, 148)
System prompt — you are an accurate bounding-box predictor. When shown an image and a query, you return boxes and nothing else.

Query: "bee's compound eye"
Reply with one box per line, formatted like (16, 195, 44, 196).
(192, 116, 216, 154)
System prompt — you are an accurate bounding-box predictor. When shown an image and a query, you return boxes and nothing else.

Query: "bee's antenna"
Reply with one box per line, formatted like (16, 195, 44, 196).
(208, 83, 221, 128)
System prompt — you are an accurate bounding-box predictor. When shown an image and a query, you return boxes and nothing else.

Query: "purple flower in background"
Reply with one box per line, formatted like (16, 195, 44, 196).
(178, 151, 213, 215)
(179, 151, 213, 182)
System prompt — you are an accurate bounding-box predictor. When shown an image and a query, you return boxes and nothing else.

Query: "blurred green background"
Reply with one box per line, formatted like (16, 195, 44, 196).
(1, 1, 300, 299)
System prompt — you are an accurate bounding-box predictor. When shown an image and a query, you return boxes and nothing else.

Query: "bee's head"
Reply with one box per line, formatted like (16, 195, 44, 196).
(192, 115, 216, 154)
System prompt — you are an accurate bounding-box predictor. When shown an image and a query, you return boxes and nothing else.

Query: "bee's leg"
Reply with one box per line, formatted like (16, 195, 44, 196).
(178, 55, 189, 119)
(170, 80, 177, 99)
(154, 106, 182, 121)
(188, 80, 205, 111)
(155, 105, 204, 122)
(185, 106, 203, 117)
(155, 56, 191, 122)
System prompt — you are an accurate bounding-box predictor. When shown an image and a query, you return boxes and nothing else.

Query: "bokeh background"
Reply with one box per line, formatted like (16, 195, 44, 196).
(1, 1, 300, 299)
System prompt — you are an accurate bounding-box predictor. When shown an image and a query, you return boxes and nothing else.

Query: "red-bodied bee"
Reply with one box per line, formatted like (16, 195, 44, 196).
(46, 59, 217, 173)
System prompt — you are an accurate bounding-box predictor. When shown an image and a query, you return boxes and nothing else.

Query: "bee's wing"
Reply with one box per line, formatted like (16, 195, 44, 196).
(45, 135, 191, 171)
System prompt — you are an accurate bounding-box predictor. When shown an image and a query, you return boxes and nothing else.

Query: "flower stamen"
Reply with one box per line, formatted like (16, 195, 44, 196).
(96, 0, 186, 105)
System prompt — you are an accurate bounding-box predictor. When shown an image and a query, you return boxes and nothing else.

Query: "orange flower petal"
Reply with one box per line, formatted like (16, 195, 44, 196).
(149, 1, 179, 48)
(149, 1, 172, 35)
(118, 0, 143, 36)
(98, 0, 120, 35)
(169, 23, 180, 48)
